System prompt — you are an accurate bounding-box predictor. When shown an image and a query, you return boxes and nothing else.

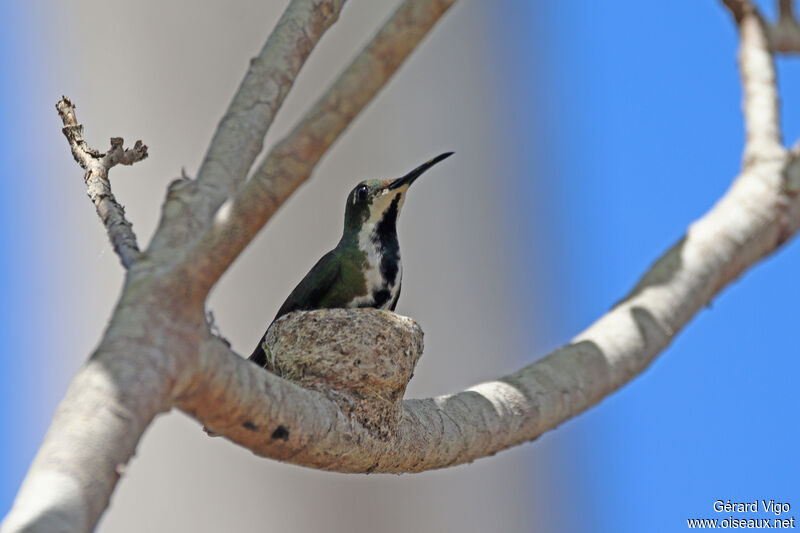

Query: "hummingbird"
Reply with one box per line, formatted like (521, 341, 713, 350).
(249, 152, 453, 367)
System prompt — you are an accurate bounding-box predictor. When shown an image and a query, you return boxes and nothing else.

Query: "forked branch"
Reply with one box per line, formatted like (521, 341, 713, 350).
(176, 0, 800, 474)
(182, 0, 457, 296)
(5, 1, 800, 532)
(3, 4, 458, 531)
(56, 96, 147, 269)
(148, 0, 346, 256)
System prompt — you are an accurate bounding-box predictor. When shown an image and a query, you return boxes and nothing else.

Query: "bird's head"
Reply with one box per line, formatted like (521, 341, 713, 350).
(343, 152, 453, 234)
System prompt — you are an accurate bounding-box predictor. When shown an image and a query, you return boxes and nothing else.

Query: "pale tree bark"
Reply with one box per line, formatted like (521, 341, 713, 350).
(3, 0, 800, 531)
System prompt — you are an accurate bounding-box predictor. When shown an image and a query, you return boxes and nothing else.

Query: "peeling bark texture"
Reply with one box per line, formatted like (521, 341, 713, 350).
(4, 0, 800, 532)
(55, 97, 147, 269)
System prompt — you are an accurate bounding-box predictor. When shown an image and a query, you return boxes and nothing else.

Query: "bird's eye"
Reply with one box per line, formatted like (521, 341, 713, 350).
(356, 184, 369, 202)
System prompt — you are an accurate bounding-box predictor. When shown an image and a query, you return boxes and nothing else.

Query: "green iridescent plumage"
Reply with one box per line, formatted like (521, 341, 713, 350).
(273, 246, 369, 317)
(250, 152, 453, 367)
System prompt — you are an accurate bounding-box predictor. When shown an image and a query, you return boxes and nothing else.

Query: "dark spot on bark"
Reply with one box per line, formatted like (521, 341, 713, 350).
(366, 463, 379, 474)
(272, 425, 289, 441)
(242, 421, 258, 431)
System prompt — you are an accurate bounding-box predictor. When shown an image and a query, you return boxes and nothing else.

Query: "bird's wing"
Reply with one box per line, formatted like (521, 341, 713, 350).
(249, 250, 341, 366)
(273, 249, 342, 321)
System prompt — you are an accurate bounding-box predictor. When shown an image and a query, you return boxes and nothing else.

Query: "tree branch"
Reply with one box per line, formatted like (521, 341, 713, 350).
(145, 0, 800, 476)
(733, 4, 784, 165)
(176, 153, 800, 472)
(4, 3, 456, 528)
(722, 0, 753, 23)
(1, 302, 203, 533)
(724, 0, 800, 54)
(148, 0, 346, 255)
(178, 3, 800, 467)
(181, 0, 457, 298)
(6, 2, 800, 532)
(772, 0, 800, 52)
(55, 97, 147, 269)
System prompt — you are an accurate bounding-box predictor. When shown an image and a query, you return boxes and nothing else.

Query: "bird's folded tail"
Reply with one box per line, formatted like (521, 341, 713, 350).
(249, 339, 268, 367)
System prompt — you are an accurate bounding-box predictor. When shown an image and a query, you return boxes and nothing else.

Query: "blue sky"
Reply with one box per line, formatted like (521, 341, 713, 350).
(2, 1, 798, 530)
(0, 2, 41, 513)
(496, 1, 800, 530)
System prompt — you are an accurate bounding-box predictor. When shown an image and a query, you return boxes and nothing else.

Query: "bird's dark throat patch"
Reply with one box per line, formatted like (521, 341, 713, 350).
(375, 193, 401, 285)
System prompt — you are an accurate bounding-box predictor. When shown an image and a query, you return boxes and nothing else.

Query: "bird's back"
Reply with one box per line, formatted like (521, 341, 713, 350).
(249, 246, 374, 366)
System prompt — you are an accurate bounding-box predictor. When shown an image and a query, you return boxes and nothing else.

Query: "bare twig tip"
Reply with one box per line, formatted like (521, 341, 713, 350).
(55, 96, 145, 268)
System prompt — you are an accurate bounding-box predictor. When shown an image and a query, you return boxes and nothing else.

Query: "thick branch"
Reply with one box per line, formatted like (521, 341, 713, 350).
(178, 0, 796, 473)
(175, 8, 800, 469)
(2, 350, 169, 532)
(177, 152, 800, 472)
(181, 0, 457, 297)
(9, 145, 799, 531)
(7, 2, 800, 531)
(1, 282, 207, 533)
(148, 0, 346, 255)
(55, 97, 147, 269)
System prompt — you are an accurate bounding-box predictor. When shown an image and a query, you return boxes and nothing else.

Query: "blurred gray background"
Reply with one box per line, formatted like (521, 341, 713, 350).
(14, 1, 564, 531)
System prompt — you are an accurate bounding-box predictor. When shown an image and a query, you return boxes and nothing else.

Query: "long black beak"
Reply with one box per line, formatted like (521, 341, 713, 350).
(388, 152, 454, 190)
